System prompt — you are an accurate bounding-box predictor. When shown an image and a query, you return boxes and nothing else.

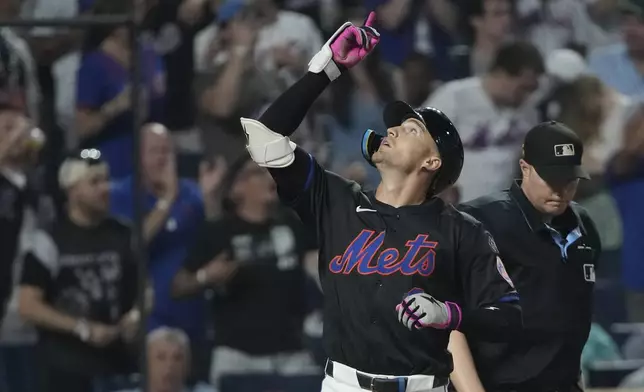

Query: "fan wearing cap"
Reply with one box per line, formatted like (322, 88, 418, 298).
(18, 150, 141, 392)
(238, 13, 520, 392)
(450, 121, 602, 392)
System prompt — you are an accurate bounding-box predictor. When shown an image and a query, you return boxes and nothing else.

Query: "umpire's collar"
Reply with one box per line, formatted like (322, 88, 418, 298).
(509, 180, 586, 235)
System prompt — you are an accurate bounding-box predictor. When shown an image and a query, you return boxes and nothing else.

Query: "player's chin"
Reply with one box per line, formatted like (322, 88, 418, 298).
(371, 150, 385, 164)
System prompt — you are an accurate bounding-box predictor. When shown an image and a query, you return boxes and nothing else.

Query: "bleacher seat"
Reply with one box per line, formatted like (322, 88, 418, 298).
(219, 374, 324, 392)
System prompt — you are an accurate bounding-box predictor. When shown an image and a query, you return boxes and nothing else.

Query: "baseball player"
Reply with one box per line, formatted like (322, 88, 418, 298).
(240, 12, 521, 392)
(449, 122, 602, 392)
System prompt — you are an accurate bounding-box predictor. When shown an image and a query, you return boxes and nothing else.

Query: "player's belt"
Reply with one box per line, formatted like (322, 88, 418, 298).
(325, 360, 449, 392)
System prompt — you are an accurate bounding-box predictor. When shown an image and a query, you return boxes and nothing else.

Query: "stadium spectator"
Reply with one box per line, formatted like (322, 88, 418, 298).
(0, 0, 41, 124)
(248, 0, 322, 85)
(589, 0, 644, 99)
(367, 0, 455, 68)
(424, 41, 544, 202)
(586, 0, 623, 46)
(110, 123, 225, 381)
(22, 0, 92, 66)
(193, 0, 321, 162)
(145, 0, 212, 134)
(0, 104, 41, 323)
(443, 0, 514, 80)
(516, 0, 604, 55)
(23, 0, 95, 150)
(116, 327, 216, 392)
(75, 0, 166, 180)
(0, 106, 44, 392)
(401, 51, 435, 107)
(172, 155, 319, 387)
(193, 0, 282, 163)
(606, 106, 644, 323)
(541, 49, 634, 177)
(18, 150, 140, 392)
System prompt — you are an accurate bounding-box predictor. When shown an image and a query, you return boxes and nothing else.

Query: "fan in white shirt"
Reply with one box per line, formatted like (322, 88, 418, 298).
(194, 0, 322, 85)
(517, 0, 616, 54)
(423, 41, 544, 203)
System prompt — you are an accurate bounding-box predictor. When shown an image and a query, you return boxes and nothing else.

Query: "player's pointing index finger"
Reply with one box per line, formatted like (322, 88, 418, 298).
(364, 11, 376, 27)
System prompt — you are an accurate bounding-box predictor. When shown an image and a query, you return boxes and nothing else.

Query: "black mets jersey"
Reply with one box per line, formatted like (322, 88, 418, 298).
(251, 71, 521, 378)
(271, 151, 520, 377)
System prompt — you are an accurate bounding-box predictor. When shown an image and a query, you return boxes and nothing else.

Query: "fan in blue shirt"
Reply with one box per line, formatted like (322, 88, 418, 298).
(76, 6, 166, 180)
(110, 124, 224, 340)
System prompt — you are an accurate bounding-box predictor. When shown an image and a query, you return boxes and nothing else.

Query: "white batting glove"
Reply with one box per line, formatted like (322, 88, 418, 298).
(396, 288, 462, 330)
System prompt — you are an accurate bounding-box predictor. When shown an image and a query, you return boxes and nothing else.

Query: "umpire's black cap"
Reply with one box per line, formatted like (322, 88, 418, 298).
(523, 121, 590, 184)
(361, 100, 464, 195)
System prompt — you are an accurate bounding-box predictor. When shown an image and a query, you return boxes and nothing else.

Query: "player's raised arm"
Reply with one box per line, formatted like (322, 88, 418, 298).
(239, 12, 379, 207)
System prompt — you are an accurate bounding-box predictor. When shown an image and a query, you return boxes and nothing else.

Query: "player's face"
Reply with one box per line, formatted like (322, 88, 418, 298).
(147, 340, 188, 391)
(372, 118, 441, 174)
(520, 160, 578, 216)
(70, 166, 111, 215)
(621, 14, 644, 52)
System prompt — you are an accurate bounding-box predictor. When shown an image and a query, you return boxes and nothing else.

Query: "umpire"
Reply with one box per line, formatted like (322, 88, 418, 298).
(449, 121, 601, 392)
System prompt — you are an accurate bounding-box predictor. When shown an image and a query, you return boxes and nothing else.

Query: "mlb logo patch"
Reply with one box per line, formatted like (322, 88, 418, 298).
(554, 144, 575, 157)
(583, 264, 595, 283)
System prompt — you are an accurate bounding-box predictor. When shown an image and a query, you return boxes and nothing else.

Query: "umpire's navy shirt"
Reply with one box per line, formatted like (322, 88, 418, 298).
(459, 181, 601, 391)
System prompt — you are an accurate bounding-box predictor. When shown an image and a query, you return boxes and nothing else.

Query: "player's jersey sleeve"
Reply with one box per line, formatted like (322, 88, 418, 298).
(272, 150, 350, 236)
(457, 219, 520, 309)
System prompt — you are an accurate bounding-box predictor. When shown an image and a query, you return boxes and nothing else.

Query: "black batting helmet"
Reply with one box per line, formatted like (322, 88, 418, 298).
(361, 101, 464, 195)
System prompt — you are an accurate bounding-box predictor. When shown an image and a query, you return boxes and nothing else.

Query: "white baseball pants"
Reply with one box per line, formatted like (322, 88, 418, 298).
(321, 361, 448, 392)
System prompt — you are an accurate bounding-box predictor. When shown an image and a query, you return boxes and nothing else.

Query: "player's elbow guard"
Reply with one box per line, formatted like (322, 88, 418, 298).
(240, 118, 297, 168)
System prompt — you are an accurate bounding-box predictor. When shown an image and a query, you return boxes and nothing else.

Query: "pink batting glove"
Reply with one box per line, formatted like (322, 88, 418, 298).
(308, 11, 380, 81)
(329, 11, 380, 69)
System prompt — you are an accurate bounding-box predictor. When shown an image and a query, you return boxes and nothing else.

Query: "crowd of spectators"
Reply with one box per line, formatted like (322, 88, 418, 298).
(0, 0, 643, 391)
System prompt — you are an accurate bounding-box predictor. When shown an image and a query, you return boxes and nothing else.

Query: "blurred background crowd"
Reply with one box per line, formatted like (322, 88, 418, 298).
(0, 0, 643, 391)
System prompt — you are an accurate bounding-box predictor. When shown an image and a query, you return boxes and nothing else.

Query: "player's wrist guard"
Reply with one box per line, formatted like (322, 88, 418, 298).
(307, 22, 349, 82)
(442, 301, 462, 330)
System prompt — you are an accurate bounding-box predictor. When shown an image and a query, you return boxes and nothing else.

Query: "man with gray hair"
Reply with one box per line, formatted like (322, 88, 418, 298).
(117, 327, 215, 392)
(18, 149, 140, 392)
